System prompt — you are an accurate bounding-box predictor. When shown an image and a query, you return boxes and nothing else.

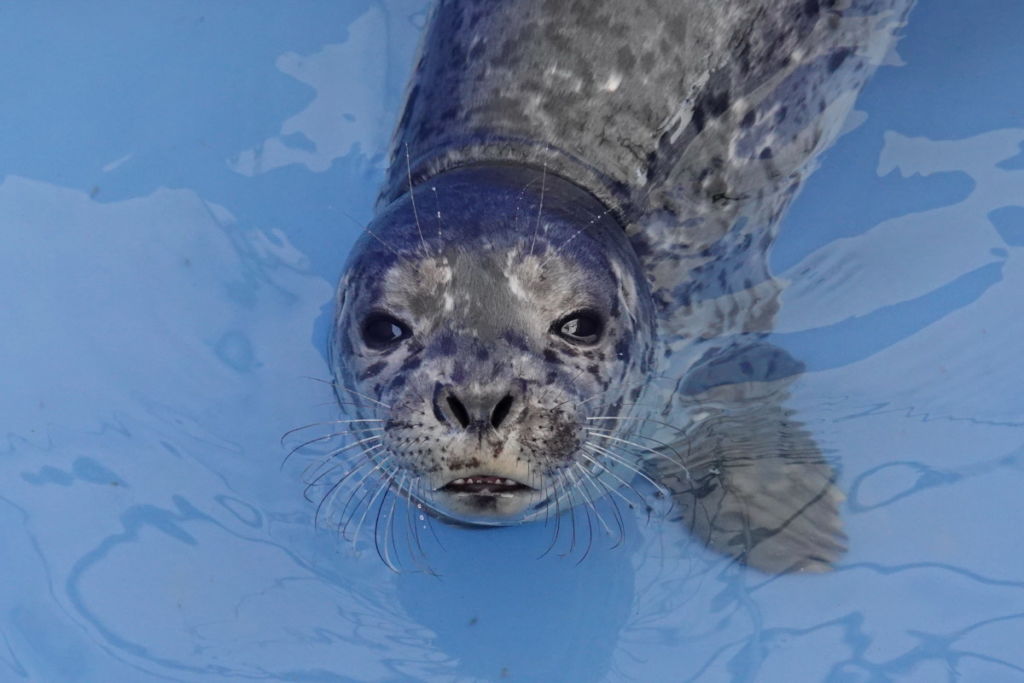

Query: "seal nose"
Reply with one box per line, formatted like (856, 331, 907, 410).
(433, 385, 517, 431)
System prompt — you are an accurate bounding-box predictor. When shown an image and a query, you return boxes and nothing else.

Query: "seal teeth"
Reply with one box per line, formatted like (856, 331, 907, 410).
(440, 476, 533, 495)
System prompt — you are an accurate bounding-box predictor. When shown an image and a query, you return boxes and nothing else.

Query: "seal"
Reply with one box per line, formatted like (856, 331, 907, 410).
(322, 0, 914, 572)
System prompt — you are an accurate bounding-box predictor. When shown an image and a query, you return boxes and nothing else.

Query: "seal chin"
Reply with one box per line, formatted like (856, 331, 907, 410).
(429, 475, 550, 525)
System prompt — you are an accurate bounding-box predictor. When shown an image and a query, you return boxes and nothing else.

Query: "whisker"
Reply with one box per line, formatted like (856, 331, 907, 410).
(404, 142, 428, 255)
(281, 418, 385, 443)
(375, 471, 404, 573)
(304, 452, 376, 505)
(579, 463, 627, 548)
(559, 470, 578, 558)
(282, 428, 384, 470)
(586, 414, 690, 436)
(337, 211, 409, 262)
(334, 454, 394, 532)
(569, 463, 615, 538)
(539, 477, 564, 559)
(586, 422, 689, 457)
(387, 474, 405, 571)
(305, 442, 385, 491)
(312, 453, 380, 526)
(585, 430, 691, 482)
(582, 443, 669, 498)
(578, 448, 650, 508)
(529, 162, 547, 257)
(562, 468, 595, 564)
(302, 436, 384, 483)
(310, 398, 366, 410)
(404, 475, 431, 572)
(512, 175, 541, 233)
(539, 182, 655, 270)
(333, 384, 392, 409)
(350, 465, 398, 546)
(304, 378, 392, 410)
(545, 365, 590, 407)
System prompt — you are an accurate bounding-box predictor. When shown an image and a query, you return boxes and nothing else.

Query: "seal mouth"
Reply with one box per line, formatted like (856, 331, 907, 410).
(439, 476, 534, 497)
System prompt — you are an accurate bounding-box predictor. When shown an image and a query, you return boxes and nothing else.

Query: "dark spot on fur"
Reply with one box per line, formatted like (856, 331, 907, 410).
(436, 334, 457, 356)
(503, 331, 529, 351)
(358, 362, 385, 381)
(666, 14, 686, 38)
(703, 86, 730, 117)
(615, 45, 636, 72)
(614, 339, 631, 363)
(828, 48, 851, 73)
(692, 104, 706, 132)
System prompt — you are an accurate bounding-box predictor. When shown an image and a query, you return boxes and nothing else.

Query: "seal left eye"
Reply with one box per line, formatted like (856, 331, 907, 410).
(361, 313, 411, 349)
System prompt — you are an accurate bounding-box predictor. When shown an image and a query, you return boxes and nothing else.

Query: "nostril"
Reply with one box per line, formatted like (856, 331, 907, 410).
(490, 394, 514, 429)
(446, 394, 471, 429)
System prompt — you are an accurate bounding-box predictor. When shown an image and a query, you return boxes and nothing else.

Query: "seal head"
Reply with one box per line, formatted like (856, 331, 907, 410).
(332, 164, 655, 525)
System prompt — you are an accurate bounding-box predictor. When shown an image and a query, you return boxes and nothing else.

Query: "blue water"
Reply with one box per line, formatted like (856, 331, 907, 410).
(1, 1, 1022, 681)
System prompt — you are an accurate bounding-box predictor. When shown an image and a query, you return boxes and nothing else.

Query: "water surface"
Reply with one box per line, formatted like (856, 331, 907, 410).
(1, 1, 1022, 680)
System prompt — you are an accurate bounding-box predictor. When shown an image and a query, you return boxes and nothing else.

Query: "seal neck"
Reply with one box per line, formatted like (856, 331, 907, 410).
(392, 162, 626, 243)
(354, 162, 636, 273)
(378, 141, 632, 226)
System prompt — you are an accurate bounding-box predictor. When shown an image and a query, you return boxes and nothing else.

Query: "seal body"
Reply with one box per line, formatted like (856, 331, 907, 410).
(328, 0, 914, 571)
(385, 0, 908, 323)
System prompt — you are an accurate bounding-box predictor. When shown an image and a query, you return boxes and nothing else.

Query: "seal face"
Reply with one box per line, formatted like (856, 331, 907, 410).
(333, 164, 655, 525)
(319, 0, 914, 571)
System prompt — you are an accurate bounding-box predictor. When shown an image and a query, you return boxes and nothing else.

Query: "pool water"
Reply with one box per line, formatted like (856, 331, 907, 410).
(1, 1, 1022, 680)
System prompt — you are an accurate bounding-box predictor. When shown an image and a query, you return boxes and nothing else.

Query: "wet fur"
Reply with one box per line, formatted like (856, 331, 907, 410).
(332, 166, 656, 527)
(316, 0, 915, 572)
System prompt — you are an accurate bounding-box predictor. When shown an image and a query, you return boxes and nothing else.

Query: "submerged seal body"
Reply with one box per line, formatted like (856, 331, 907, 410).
(328, 0, 913, 571)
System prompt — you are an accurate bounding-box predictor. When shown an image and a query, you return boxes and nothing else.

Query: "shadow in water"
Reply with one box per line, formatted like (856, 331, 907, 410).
(394, 519, 637, 681)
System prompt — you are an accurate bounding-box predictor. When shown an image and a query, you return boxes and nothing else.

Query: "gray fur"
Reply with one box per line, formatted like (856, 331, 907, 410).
(329, 0, 914, 571)
(333, 166, 656, 527)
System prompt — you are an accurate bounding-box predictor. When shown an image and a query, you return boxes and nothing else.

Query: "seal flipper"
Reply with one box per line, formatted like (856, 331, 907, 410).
(647, 344, 846, 573)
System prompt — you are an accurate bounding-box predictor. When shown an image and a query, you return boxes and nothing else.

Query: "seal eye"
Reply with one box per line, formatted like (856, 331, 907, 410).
(552, 310, 604, 345)
(361, 313, 411, 349)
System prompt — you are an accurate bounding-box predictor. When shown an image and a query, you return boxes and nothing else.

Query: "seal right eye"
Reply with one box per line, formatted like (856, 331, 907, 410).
(361, 313, 411, 349)
(552, 309, 604, 346)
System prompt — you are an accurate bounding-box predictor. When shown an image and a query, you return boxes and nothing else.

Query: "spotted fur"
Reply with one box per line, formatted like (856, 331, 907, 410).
(326, 0, 914, 571)
(333, 165, 654, 524)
